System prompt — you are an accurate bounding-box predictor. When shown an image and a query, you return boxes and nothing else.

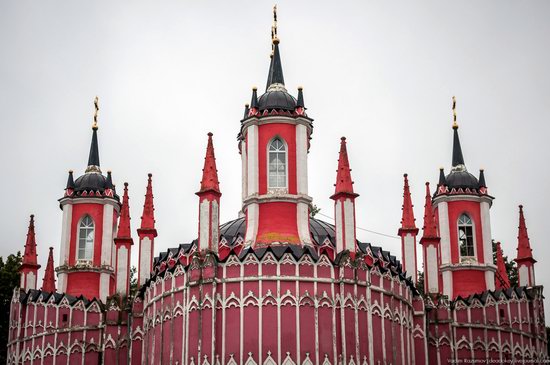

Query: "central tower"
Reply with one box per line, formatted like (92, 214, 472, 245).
(239, 6, 313, 247)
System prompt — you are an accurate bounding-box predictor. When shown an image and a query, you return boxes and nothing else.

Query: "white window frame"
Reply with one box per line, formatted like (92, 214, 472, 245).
(77, 215, 95, 263)
(267, 136, 288, 193)
(457, 213, 477, 262)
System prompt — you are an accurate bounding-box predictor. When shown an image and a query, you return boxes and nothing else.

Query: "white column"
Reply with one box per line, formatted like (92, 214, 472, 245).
(99, 272, 110, 302)
(101, 204, 114, 266)
(211, 200, 219, 249)
(244, 203, 259, 245)
(116, 246, 129, 294)
(343, 198, 356, 251)
(241, 140, 248, 200)
(296, 124, 308, 195)
(403, 233, 417, 283)
(437, 202, 451, 264)
(426, 245, 439, 293)
(139, 237, 153, 285)
(246, 125, 258, 196)
(296, 202, 311, 245)
(59, 204, 72, 265)
(335, 200, 344, 252)
(199, 199, 211, 251)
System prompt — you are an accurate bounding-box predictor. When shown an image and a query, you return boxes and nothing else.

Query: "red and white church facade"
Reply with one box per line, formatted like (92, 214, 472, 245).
(7, 13, 548, 365)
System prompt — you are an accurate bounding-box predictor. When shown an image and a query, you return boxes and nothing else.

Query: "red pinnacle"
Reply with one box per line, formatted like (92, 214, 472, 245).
(421, 183, 438, 238)
(116, 183, 132, 239)
(516, 205, 534, 261)
(495, 242, 510, 289)
(22, 215, 39, 267)
(197, 132, 221, 194)
(331, 137, 358, 199)
(41, 247, 56, 293)
(140, 174, 156, 230)
(400, 174, 416, 229)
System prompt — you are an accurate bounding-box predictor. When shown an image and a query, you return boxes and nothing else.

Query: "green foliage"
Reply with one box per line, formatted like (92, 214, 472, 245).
(492, 240, 518, 287)
(310, 205, 321, 217)
(0, 252, 22, 364)
(416, 271, 425, 295)
(129, 265, 137, 298)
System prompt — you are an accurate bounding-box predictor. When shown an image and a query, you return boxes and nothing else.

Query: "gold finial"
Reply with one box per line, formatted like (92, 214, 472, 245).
(271, 5, 279, 45)
(92, 96, 99, 130)
(452, 96, 458, 129)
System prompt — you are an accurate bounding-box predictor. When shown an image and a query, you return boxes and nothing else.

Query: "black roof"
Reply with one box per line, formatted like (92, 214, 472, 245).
(445, 170, 480, 190)
(258, 90, 297, 111)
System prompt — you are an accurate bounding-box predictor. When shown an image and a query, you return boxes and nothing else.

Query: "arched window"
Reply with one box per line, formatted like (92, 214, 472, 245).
(458, 214, 475, 258)
(78, 216, 94, 261)
(268, 137, 287, 189)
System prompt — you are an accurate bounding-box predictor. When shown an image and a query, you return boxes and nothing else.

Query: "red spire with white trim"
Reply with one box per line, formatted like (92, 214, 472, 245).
(41, 247, 56, 292)
(140, 174, 156, 231)
(421, 183, 438, 239)
(22, 215, 39, 267)
(331, 137, 358, 199)
(516, 205, 534, 262)
(116, 183, 132, 240)
(399, 174, 416, 230)
(495, 242, 510, 290)
(197, 132, 221, 195)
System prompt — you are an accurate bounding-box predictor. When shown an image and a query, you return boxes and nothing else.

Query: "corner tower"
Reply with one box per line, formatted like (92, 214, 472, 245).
(239, 6, 313, 247)
(432, 97, 496, 299)
(56, 98, 120, 301)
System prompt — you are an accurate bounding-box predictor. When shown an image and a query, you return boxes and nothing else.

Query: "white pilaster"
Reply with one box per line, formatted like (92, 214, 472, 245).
(296, 124, 308, 195)
(246, 125, 259, 196)
(101, 204, 114, 266)
(343, 198, 356, 251)
(59, 204, 72, 265)
(480, 201, 493, 265)
(99, 272, 110, 302)
(518, 265, 529, 287)
(437, 202, 451, 264)
(296, 202, 311, 245)
(442, 271, 453, 298)
(335, 200, 343, 252)
(139, 237, 153, 285)
(403, 233, 417, 283)
(241, 140, 248, 200)
(426, 245, 439, 293)
(244, 203, 259, 245)
(116, 246, 129, 294)
(199, 199, 211, 251)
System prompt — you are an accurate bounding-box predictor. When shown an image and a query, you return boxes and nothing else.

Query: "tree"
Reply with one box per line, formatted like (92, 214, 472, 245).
(310, 205, 321, 217)
(0, 252, 22, 364)
(129, 265, 138, 297)
(492, 240, 518, 287)
(416, 271, 425, 295)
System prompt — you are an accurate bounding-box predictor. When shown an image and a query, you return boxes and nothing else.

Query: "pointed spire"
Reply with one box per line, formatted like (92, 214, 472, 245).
(438, 167, 446, 186)
(400, 174, 416, 230)
(297, 86, 305, 108)
(66, 170, 75, 190)
(41, 247, 56, 292)
(22, 215, 39, 267)
(243, 103, 250, 119)
(197, 133, 221, 195)
(421, 183, 438, 239)
(478, 169, 486, 188)
(86, 97, 101, 173)
(495, 242, 510, 289)
(266, 5, 285, 91)
(331, 137, 358, 199)
(116, 183, 132, 239)
(451, 97, 466, 169)
(516, 205, 535, 261)
(106, 171, 114, 189)
(140, 174, 156, 231)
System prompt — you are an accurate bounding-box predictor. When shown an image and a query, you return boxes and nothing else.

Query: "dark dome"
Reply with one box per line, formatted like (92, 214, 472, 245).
(446, 170, 479, 190)
(74, 172, 108, 193)
(258, 90, 297, 111)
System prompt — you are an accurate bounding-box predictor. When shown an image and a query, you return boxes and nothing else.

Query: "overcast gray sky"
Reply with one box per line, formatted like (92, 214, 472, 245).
(1, 1, 549, 317)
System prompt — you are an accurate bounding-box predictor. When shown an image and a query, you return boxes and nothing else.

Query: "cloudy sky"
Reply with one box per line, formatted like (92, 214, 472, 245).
(1, 1, 549, 316)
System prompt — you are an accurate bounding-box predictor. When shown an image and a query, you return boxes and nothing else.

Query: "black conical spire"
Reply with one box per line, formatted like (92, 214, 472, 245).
(451, 96, 465, 169)
(66, 170, 75, 190)
(478, 169, 486, 188)
(438, 167, 446, 186)
(265, 5, 285, 91)
(86, 97, 101, 173)
(297, 86, 304, 108)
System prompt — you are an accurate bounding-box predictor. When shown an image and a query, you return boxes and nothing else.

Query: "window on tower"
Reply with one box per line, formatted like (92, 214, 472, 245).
(78, 215, 94, 262)
(458, 214, 475, 260)
(268, 137, 287, 191)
